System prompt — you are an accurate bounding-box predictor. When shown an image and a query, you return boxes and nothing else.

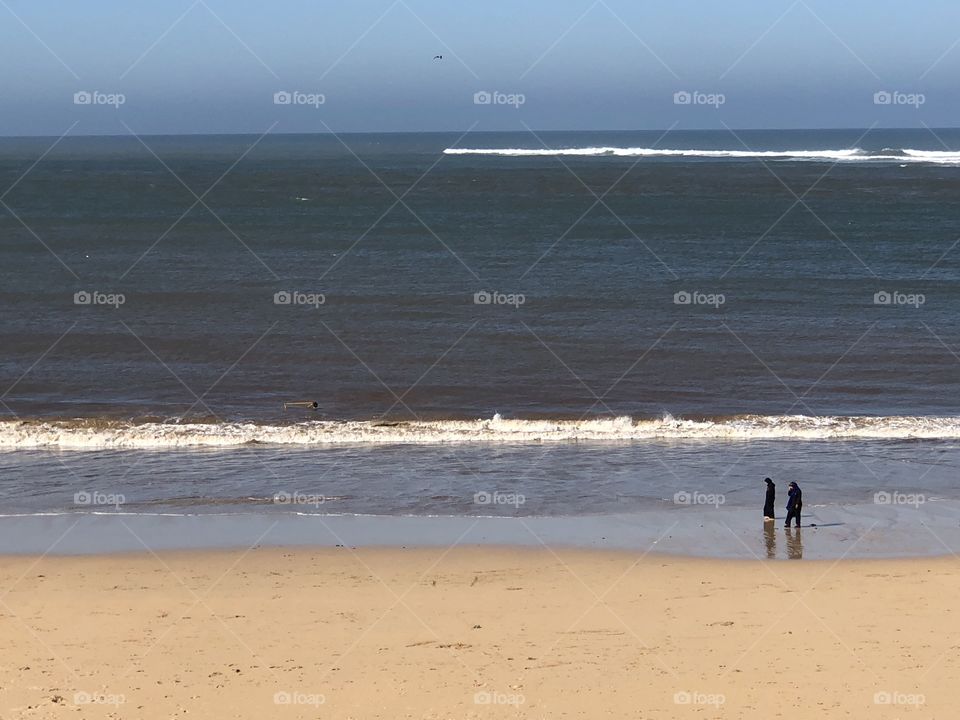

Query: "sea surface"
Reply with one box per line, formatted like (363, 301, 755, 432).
(2, 128, 960, 555)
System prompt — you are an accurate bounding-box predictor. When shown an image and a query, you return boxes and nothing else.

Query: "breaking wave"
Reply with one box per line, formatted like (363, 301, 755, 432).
(3, 414, 960, 449)
(442, 147, 960, 164)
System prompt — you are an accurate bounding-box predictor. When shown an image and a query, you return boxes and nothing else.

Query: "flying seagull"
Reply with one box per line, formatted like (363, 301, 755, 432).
(433, 55, 443, 60)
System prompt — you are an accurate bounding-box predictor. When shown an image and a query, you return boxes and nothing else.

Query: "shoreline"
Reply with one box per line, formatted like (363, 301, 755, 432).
(2, 503, 959, 559)
(1, 543, 956, 564)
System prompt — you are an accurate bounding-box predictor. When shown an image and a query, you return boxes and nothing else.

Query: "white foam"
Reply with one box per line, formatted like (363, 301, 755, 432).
(3, 415, 960, 449)
(902, 149, 960, 162)
(443, 146, 960, 164)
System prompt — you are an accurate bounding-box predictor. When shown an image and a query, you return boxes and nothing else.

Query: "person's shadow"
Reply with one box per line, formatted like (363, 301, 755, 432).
(785, 526, 803, 559)
(763, 522, 776, 559)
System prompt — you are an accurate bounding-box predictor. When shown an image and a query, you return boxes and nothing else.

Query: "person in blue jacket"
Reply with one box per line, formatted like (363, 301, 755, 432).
(785, 482, 802, 528)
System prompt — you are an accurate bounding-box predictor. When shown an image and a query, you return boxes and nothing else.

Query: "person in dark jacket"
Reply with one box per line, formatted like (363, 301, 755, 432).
(785, 482, 802, 527)
(763, 478, 776, 521)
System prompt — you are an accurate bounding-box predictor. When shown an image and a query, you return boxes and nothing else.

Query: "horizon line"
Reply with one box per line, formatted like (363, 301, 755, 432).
(0, 126, 958, 141)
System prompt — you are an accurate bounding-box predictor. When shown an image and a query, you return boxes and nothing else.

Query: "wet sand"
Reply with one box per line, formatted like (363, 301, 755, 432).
(3, 502, 960, 559)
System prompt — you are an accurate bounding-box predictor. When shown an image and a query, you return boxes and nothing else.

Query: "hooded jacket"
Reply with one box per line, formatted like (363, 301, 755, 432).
(786, 484, 802, 511)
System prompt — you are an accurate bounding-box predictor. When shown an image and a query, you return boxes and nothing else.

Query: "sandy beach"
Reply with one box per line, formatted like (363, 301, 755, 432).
(0, 546, 955, 719)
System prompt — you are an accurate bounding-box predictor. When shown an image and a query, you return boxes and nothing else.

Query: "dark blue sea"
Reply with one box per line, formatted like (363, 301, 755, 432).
(2, 128, 960, 554)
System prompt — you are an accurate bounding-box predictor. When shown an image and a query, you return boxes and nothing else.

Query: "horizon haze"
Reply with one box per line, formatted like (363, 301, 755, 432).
(2, 0, 959, 136)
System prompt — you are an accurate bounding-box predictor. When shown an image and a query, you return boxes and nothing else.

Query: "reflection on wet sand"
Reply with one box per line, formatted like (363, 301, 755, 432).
(764, 521, 776, 558)
(785, 527, 803, 559)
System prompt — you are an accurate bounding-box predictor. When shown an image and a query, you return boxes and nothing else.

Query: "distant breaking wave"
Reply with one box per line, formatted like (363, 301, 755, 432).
(443, 146, 960, 164)
(4, 414, 960, 449)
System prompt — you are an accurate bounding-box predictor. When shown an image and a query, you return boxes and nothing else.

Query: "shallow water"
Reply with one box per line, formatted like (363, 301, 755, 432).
(0, 439, 954, 517)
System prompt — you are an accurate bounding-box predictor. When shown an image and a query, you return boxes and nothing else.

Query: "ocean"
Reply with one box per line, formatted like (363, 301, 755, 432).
(2, 128, 960, 556)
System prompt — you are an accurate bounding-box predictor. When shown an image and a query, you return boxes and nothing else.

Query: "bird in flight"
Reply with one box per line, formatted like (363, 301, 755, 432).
(433, 54, 443, 60)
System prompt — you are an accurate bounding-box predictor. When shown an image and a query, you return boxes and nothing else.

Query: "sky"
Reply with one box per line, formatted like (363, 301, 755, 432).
(1, 0, 959, 135)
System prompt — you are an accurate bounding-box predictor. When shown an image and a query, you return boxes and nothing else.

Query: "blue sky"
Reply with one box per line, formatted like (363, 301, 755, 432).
(1, 0, 959, 135)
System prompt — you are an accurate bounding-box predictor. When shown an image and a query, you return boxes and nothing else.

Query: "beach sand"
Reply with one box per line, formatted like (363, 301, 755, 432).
(0, 546, 956, 718)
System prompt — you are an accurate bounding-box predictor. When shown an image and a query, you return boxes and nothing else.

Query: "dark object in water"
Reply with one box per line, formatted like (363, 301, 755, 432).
(283, 401, 319, 411)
